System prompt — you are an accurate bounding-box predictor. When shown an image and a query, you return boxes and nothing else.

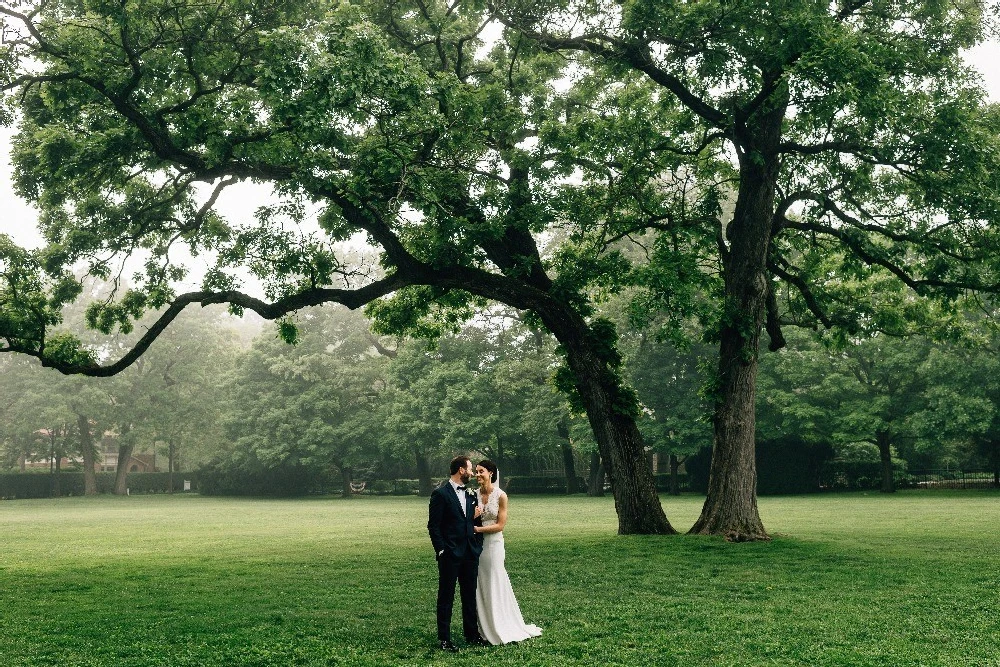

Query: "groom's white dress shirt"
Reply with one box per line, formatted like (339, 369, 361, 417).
(450, 480, 467, 516)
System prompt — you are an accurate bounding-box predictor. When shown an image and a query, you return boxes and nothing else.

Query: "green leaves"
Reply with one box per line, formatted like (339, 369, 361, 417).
(366, 286, 483, 340)
(38, 331, 98, 367)
(756, 325, 999, 470)
(276, 317, 300, 345)
(218, 305, 389, 481)
(380, 317, 577, 463)
(0, 234, 80, 354)
(83, 289, 156, 335)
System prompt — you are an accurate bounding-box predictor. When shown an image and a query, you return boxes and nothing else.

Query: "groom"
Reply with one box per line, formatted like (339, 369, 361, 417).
(428, 456, 486, 651)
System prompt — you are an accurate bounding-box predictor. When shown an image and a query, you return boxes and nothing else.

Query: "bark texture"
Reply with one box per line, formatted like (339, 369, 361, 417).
(114, 426, 134, 495)
(690, 317, 768, 541)
(668, 454, 681, 496)
(583, 387, 673, 533)
(416, 452, 433, 496)
(557, 419, 583, 494)
(588, 451, 605, 497)
(77, 414, 98, 496)
(877, 432, 895, 493)
(689, 87, 787, 541)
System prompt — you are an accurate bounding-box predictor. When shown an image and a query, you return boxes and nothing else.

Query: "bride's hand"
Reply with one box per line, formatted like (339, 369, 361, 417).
(474, 505, 483, 518)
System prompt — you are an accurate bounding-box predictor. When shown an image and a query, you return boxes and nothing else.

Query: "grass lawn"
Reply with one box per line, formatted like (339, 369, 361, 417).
(1, 491, 999, 666)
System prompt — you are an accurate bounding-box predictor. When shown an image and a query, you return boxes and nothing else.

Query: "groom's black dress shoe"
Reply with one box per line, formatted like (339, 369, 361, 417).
(467, 636, 491, 647)
(438, 640, 459, 652)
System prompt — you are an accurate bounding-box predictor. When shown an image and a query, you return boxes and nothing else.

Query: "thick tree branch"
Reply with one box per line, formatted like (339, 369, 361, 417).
(767, 257, 836, 328)
(776, 140, 865, 156)
(8, 273, 413, 377)
(764, 276, 787, 351)
(476, 162, 552, 290)
(365, 332, 398, 358)
(305, 183, 417, 273)
(494, 15, 729, 128)
(782, 219, 1000, 292)
(775, 191, 985, 263)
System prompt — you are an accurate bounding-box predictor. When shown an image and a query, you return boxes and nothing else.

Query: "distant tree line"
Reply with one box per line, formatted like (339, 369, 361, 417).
(6, 281, 1000, 500)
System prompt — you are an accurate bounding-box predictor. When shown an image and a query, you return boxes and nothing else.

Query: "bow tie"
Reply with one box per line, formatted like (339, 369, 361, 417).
(456, 485, 466, 490)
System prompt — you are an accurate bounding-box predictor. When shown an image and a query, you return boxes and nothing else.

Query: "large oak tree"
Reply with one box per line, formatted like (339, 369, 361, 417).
(0, 0, 675, 532)
(500, 0, 1000, 538)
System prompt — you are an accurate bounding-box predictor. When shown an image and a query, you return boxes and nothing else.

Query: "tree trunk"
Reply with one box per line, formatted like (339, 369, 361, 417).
(77, 414, 99, 496)
(438, 265, 672, 532)
(669, 454, 681, 496)
(415, 451, 433, 496)
(48, 430, 58, 497)
(877, 432, 895, 493)
(53, 450, 62, 497)
(341, 466, 353, 499)
(560, 441, 581, 494)
(571, 359, 674, 534)
(12, 435, 27, 471)
(993, 442, 999, 488)
(495, 435, 505, 489)
(587, 451, 604, 497)
(988, 440, 999, 488)
(690, 89, 787, 542)
(50, 430, 63, 497)
(690, 325, 768, 540)
(113, 426, 134, 496)
(557, 419, 582, 494)
(168, 439, 176, 494)
(531, 310, 672, 533)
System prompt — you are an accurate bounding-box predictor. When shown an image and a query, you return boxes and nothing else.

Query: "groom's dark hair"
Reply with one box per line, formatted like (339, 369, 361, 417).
(478, 460, 498, 483)
(449, 456, 470, 475)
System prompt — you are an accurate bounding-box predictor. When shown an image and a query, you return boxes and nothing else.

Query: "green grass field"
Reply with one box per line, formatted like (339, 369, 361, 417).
(1, 491, 998, 666)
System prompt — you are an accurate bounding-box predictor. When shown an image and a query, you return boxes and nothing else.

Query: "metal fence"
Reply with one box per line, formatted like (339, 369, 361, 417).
(819, 461, 1000, 491)
(900, 470, 999, 490)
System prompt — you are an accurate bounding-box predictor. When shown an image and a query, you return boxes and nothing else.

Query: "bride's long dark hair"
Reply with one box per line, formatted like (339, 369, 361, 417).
(478, 459, 499, 484)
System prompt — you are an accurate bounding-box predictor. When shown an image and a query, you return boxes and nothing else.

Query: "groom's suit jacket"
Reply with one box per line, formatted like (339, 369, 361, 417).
(428, 482, 484, 560)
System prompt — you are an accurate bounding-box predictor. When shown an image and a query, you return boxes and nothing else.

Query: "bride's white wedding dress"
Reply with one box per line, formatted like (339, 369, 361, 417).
(476, 487, 543, 645)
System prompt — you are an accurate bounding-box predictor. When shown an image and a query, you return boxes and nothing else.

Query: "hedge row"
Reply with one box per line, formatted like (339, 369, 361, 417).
(197, 463, 328, 496)
(363, 479, 440, 495)
(0, 472, 198, 499)
(332, 477, 593, 496)
(502, 476, 579, 494)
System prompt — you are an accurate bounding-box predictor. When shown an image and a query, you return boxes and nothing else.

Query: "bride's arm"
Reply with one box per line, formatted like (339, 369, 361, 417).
(474, 493, 508, 534)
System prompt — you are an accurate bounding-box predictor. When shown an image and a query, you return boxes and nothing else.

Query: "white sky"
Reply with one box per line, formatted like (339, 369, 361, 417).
(1, 41, 998, 256)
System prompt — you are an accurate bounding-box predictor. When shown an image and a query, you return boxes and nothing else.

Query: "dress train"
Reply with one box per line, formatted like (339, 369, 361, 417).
(476, 488, 542, 645)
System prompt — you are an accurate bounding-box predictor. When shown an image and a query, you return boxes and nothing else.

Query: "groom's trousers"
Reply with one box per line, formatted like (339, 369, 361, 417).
(436, 552, 479, 641)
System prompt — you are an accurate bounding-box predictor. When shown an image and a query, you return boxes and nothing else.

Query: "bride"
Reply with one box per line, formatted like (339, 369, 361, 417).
(472, 460, 543, 645)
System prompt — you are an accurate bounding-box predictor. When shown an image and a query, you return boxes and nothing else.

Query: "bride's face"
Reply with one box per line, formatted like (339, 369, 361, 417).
(475, 466, 490, 484)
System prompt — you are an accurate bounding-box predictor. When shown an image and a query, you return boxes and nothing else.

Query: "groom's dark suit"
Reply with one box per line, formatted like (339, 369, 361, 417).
(428, 480, 484, 643)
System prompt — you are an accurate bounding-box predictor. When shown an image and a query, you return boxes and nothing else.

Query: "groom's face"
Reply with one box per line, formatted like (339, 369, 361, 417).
(459, 460, 473, 484)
